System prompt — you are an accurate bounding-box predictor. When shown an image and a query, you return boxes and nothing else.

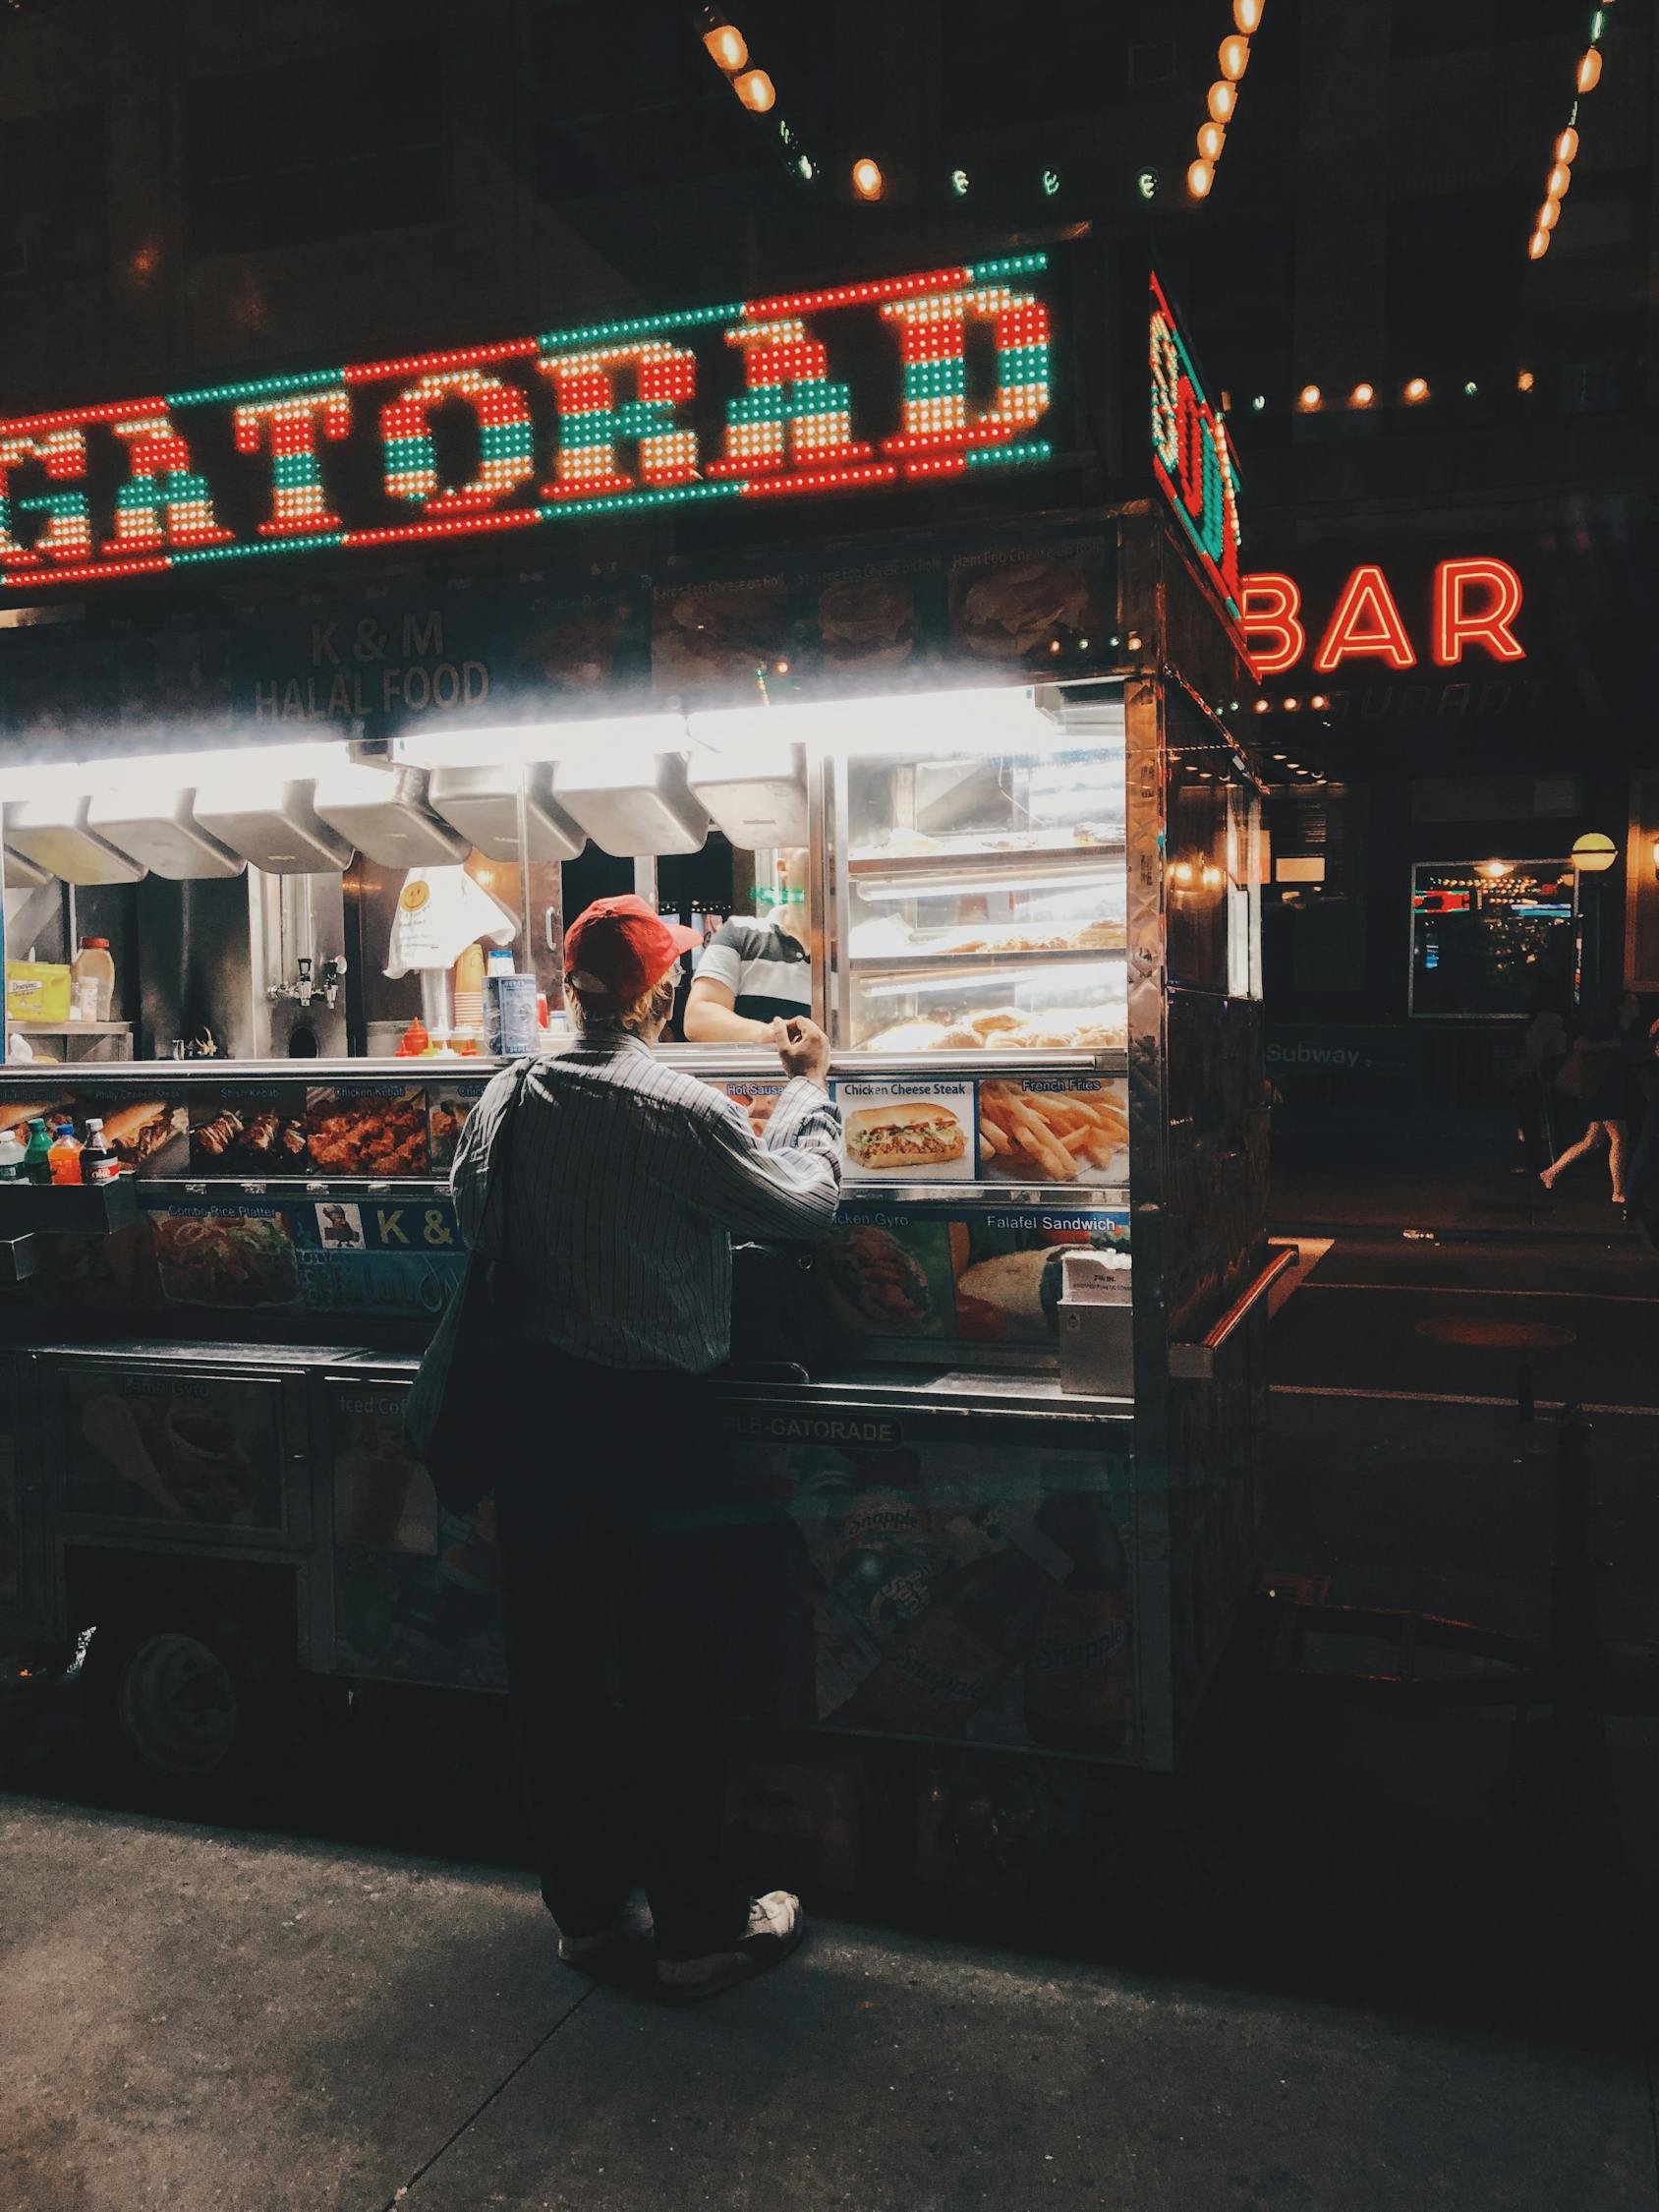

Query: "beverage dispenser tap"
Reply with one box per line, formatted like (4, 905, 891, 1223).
(268, 955, 347, 1009)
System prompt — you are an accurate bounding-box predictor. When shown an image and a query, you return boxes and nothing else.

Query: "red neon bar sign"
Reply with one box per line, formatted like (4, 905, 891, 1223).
(1240, 559, 1525, 675)
(0, 255, 1055, 592)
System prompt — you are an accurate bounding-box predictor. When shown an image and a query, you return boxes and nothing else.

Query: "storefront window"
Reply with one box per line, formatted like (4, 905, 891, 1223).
(1408, 858, 1575, 1018)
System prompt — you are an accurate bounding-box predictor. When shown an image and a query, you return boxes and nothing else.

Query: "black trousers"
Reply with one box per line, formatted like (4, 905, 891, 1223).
(493, 1355, 754, 1959)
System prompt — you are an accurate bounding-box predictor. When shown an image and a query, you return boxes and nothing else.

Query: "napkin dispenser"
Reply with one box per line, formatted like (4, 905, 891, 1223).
(1057, 1249, 1132, 1398)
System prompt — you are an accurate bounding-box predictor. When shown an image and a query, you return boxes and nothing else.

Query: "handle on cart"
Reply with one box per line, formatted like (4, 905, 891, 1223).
(1168, 1245, 1298, 1381)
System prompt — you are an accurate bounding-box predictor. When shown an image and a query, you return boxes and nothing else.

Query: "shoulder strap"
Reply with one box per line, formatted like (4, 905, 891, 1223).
(475, 1059, 532, 1258)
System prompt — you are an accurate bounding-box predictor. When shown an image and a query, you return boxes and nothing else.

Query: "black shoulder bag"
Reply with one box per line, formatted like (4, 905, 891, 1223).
(403, 1061, 530, 1514)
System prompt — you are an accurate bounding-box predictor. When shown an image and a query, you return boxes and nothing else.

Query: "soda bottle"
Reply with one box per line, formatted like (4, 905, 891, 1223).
(0, 1128, 25, 1182)
(23, 1118, 53, 1186)
(81, 1119, 120, 1188)
(1023, 1488, 1132, 1754)
(48, 1123, 85, 1185)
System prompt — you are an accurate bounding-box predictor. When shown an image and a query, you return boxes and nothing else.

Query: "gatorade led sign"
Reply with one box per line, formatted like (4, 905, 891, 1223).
(1148, 269, 1243, 629)
(0, 253, 1055, 593)
(1241, 559, 1525, 676)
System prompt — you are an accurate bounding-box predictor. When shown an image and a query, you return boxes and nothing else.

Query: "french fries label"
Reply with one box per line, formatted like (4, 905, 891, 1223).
(975, 1076, 1128, 1191)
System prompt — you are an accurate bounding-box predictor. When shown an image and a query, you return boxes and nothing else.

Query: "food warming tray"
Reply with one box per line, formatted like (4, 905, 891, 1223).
(86, 788, 246, 880)
(312, 764, 470, 867)
(194, 774, 356, 874)
(4, 797, 147, 885)
(427, 762, 587, 863)
(550, 750, 708, 857)
(686, 740, 809, 849)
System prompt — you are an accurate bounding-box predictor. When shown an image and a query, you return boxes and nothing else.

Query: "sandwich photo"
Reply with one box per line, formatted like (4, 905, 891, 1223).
(845, 1100, 967, 1172)
(101, 1099, 186, 1167)
(0, 1096, 72, 1138)
(816, 574, 915, 669)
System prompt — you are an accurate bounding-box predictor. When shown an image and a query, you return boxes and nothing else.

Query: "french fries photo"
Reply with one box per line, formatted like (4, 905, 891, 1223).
(979, 1081, 1128, 1185)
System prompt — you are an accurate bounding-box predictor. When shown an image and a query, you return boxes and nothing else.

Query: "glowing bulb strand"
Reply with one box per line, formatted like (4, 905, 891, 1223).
(1526, 2, 1611, 261)
(1189, 4, 1262, 198)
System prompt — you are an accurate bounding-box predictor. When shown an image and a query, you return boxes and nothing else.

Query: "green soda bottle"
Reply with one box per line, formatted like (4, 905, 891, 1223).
(23, 1118, 53, 1186)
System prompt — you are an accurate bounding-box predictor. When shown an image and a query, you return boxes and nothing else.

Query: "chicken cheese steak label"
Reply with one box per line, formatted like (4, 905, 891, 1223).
(833, 1079, 975, 1185)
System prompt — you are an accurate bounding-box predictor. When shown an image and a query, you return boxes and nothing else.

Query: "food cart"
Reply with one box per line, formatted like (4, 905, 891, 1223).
(0, 234, 1271, 1805)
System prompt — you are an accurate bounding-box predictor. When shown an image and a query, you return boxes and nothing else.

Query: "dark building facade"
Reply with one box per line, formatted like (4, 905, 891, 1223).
(1, 0, 1655, 1157)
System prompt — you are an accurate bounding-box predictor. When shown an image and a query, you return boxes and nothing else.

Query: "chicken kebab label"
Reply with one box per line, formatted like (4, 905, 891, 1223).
(189, 1085, 309, 1174)
(187, 1084, 431, 1177)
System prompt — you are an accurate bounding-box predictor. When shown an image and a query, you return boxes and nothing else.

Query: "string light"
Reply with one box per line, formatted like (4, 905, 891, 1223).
(1189, 5, 1261, 198)
(1350, 382, 1374, 408)
(734, 69, 774, 112)
(1526, 3, 1613, 261)
(851, 156, 885, 201)
(700, 12, 748, 72)
(1403, 377, 1429, 403)
(1296, 383, 1321, 411)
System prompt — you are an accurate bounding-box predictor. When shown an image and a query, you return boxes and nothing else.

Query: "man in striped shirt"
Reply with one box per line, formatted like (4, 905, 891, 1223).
(452, 894, 840, 2002)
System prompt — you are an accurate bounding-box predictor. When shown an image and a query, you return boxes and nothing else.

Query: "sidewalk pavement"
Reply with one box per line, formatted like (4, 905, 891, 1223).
(1272, 1164, 1648, 1245)
(4, 1708, 1655, 2212)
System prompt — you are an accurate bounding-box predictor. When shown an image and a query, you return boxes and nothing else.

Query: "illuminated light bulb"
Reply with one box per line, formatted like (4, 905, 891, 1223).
(1463, 379, 1478, 396)
(1253, 698, 1272, 714)
(1537, 198, 1559, 231)
(734, 68, 775, 111)
(1350, 381, 1375, 407)
(1249, 392, 1266, 411)
(1187, 156, 1216, 199)
(1547, 162, 1572, 200)
(1528, 229, 1551, 261)
(1555, 127, 1580, 164)
(1170, 859, 1195, 887)
(1310, 694, 1329, 711)
(1219, 33, 1250, 80)
(950, 167, 970, 197)
(1297, 383, 1321, 411)
(851, 156, 885, 201)
(1198, 120, 1227, 160)
(797, 154, 814, 180)
(1517, 368, 1536, 392)
(702, 19, 748, 72)
(1403, 376, 1429, 402)
(1283, 696, 1299, 712)
(1576, 46, 1602, 91)
(1233, 0, 1264, 28)
(1208, 79, 1236, 123)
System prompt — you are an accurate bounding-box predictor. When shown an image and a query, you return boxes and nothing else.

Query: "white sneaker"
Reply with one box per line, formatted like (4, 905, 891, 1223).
(655, 1892, 805, 2003)
(556, 1921, 621, 1968)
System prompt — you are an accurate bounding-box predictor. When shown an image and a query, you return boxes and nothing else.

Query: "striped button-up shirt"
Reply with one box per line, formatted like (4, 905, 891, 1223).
(450, 1030, 842, 1373)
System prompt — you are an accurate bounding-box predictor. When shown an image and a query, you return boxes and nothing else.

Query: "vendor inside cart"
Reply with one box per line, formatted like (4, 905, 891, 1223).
(682, 846, 811, 1045)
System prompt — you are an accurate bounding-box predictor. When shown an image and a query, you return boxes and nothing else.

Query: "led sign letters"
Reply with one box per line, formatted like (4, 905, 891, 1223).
(1241, 558, 1525, 676)
(0, 256, 1055, 593)
(1148, 270, 1243, 627)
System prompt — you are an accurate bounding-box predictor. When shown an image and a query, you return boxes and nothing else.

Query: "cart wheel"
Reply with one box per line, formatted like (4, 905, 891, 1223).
(86, 1608, 264, 1790)
(1125, 1802, 1237, 1923)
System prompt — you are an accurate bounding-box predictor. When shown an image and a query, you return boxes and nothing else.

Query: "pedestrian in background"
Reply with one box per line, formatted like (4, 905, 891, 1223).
(1510, 992, 1569, 1175)
(1542, 1007, 1633, 1206)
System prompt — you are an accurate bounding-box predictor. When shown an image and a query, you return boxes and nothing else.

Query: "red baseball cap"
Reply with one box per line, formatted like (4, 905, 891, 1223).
(563, 894, 701, 1011)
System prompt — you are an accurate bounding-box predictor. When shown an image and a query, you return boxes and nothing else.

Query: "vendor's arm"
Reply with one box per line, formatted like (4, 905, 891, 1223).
(683, 974, 780, 1045)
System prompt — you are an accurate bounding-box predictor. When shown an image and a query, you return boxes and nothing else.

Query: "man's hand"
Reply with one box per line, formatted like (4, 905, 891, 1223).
(776, 1015, 831, 1089)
